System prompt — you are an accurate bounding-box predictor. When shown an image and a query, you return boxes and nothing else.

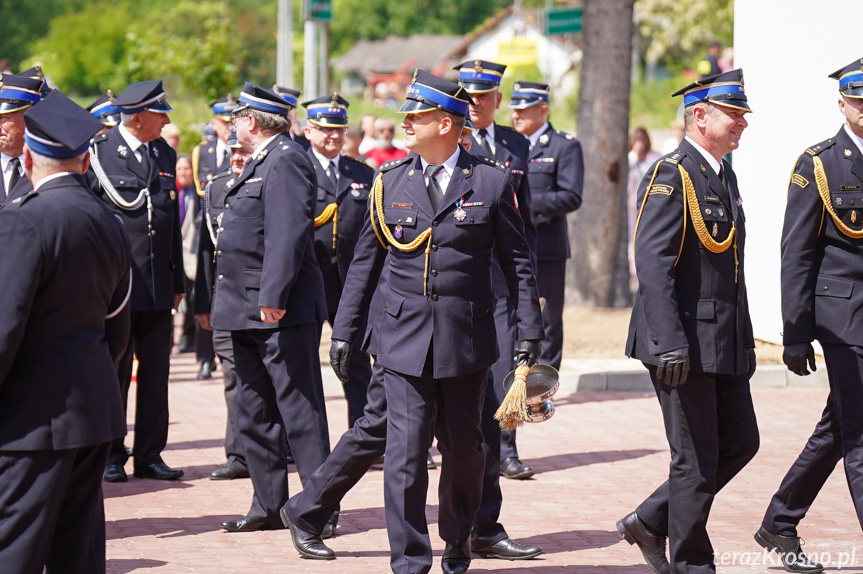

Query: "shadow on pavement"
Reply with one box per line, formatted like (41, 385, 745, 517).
(107, 558, 168, 573)
(515, 530, 622, 554)
(524, 449, 662, 473)
(103, 477, 193, 499)
(553, 391, 653, 406)
(107, 515, 241, 540)
(469, 565, 654, 573)
(163, 438, 226, 451)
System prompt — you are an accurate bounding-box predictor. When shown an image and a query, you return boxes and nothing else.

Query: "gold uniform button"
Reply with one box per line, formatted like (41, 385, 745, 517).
(218, 275, 224, 281)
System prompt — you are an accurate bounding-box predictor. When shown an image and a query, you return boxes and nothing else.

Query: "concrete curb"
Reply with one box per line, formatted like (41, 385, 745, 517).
(558, 358, 828, 393)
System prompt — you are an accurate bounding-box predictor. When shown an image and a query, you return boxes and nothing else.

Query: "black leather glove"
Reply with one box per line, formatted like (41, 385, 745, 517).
(783, 342, 816, 377)
(746, 348, 757, 379)
(656, 347, 690, 387)
(513, 339, 542, 367)
(329, 339, 352, 383)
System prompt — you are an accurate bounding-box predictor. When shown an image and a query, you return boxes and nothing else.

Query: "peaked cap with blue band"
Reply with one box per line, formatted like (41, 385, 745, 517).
(0, 73, 43, 115)
(302, 93, 349, 127)
(453, 59, 507, 93)
(671, 68, 751, 112)
(829, 58, 863, 99)
(235, 82, 294, 116)
(272, 85, 301, 108)
(86, 90, 121, 127)
(210, 94, 237, 120)
(17, 66, 51, 98)
(509, 81, 550, 109)
(113, 80, 173, 114)
(24, 90, 104, 159)
(398, 69, 475, 118)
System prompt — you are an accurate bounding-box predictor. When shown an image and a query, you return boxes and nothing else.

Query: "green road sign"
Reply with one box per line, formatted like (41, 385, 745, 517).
(308, 0, 332, 20)
(547, 7, 582, 35)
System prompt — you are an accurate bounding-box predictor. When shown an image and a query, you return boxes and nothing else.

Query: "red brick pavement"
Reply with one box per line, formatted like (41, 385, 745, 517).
(106, 350, 863, 573)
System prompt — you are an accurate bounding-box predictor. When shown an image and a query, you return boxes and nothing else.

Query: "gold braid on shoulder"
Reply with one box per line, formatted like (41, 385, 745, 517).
(192, 144, 204, 198)
(314, 202, 338, 248)
(814, 155, 863, 239)
(678, 164, 738, 282)
(368, 173, 434, 295)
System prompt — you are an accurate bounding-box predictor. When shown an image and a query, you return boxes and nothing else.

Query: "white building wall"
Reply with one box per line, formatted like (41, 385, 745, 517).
(734, 0, 860, 344)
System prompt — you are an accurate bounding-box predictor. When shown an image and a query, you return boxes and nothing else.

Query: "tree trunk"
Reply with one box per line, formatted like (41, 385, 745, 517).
(567, 0, 634, 308)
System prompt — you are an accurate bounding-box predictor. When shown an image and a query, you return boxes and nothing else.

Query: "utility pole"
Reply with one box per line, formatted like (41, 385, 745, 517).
(277, 0, 293, 87)
(319, 19, 329, 94)
(304, 1, 318, 99)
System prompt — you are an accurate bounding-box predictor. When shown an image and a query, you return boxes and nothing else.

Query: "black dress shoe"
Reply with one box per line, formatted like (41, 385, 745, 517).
(472, 537, 543, 560)
(209, 466, 249, 480)
(499, 457, 534, 480)
(103, 463, 127, 483)
(197, 360, 215, 380)
(617, 512, 670, 574)
(280, 507, 335, 559)
(754, 527, 824, 573)
(133, 461, 184, 480)
(442, 542, 471, 574)
(220, 515, 284, 533)
(321, 521, 337, 540)
(427, 452, 437, 469)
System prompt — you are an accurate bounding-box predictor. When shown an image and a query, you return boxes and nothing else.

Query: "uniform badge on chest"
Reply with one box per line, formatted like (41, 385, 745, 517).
(394, 224, 403, 239)
(453, 196, 467, 222)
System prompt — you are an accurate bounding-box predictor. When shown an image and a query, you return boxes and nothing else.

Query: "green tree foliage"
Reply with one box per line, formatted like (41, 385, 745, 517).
(0, 0, 88, 70)
(634, 0, 733, 72)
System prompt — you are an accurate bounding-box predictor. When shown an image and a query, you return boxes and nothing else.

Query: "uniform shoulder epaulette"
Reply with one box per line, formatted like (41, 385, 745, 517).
(805, 138, 834, 156)
(477, 155, 506, 171)
(496, 124, 519, 136)
(556, 129, 574, 140)
(10, 190, 38, 206)
(379, 156, 412, 172)
(93, 132, 109, 144)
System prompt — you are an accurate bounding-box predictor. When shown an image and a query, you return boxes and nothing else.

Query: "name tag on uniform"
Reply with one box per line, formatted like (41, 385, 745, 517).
(648, 185, 673, 196)
(704, 195, 720, 203)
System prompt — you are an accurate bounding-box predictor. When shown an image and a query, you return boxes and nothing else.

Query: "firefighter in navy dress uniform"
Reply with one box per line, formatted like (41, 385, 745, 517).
(322, 69, 544, 574)
(0, 90, 132, 574)
(88, 80, 185, 483)
(453, 59, 539, 484)
(509, 82, 584, 372)
(755, 58, 863, 574)
(0, 73, 43, 205)
(195, 132, 252, 481)
(616, 69, 760, 574)
(210, 82, 332, 533)
(302, 92, 375, 428)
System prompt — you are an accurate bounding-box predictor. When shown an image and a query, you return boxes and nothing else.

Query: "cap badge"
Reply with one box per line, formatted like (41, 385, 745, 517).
(474, 60, 482, 72)
(412, 69, 419, 83)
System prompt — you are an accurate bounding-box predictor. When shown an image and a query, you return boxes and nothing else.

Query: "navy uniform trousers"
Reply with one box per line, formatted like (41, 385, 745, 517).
(212, 329, 245, 473)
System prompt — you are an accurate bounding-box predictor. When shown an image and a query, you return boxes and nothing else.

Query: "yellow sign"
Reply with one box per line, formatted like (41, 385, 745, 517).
(497, 38, 537, 66)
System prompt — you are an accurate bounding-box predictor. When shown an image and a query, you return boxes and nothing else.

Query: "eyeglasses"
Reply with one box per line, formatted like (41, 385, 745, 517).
(312, 125, 346, 135)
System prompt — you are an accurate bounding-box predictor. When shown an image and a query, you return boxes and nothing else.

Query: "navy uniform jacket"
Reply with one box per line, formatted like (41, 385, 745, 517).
(0, 174, 131, 451)
(625, 138, 753, 375)
(332, 149, 544, 379)
(2, 173, 34, 205)
(526, 123, 584, 261)
(782, 127, 863, 346)
(291, 131, 311, 151)
(89, 127, 184, 312)
(193, 139, 229, 193)
(194, 170, 234, 315)
(309, 151, 375, 317)
(471, 123, 537, 297)
(210, 132, 328, 331)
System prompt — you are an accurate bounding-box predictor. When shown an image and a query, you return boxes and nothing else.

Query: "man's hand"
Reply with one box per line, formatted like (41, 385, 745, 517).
(173, 293, 184, 311)
(656, 347, 690, 387)
(513, 340, 542, 368)
(746, 347, 757, 379)
(329, 339, 352, 383)
(196, 313, 212, 331)
(783, 342, 816, 377)
(260, 307, 286, 323)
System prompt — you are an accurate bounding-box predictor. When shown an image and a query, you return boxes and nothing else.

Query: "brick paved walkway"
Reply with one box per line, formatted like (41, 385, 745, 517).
(105, 348, 863, 573)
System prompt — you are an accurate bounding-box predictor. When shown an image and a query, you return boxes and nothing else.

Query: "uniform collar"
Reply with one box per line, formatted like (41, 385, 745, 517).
(684, 136, 721, 175)
(474, 122, 495, 141)
(844, 123, 863, 156)
(251, 133, 280, 159)
(527, 122, 551, 147)
(118, 123, 146, 153)
(312, 147, 339, 171)
(33, 171, 75, 192)
(420, 145, 461, 179)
